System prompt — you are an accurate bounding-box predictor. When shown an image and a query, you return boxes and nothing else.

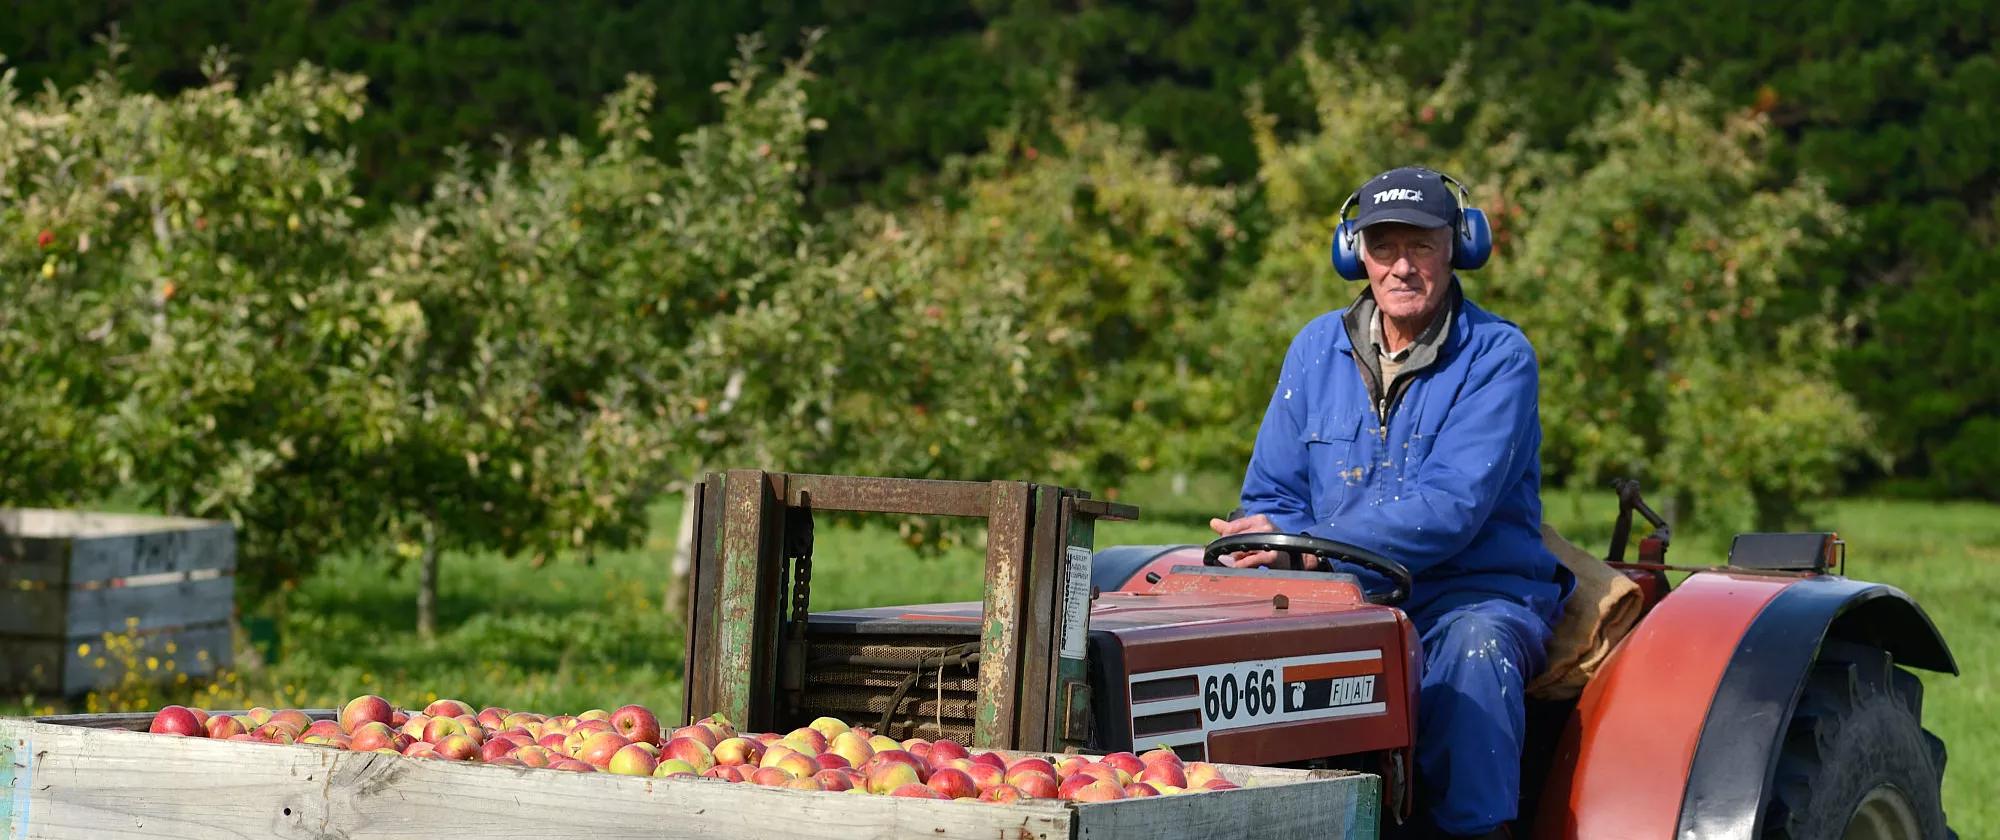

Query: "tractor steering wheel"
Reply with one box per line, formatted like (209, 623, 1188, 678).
(1203, 532, 1413, 605)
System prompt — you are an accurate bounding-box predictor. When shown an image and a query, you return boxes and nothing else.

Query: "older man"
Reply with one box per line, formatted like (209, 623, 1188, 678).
(1211, 166, 1572, 840)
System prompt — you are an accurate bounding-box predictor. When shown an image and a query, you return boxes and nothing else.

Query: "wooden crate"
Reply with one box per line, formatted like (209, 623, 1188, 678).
(0, 509, 237, 697)
(0, 713, 1381, 839)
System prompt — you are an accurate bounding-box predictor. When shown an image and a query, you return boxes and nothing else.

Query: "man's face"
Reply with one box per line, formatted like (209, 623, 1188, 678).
(1360, 222, 1454, 323)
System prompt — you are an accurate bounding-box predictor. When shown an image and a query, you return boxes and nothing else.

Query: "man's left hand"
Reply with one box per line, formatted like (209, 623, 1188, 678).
(1207, 514, 1322, 570)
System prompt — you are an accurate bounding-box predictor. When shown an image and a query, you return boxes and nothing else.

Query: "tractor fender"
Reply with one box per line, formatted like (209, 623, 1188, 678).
(1090, 544, 1199, 593)
(1534, 570, 1957, 840)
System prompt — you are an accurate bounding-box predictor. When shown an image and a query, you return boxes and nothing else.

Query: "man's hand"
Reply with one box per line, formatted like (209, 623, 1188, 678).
(1207, 514, 1322, 570)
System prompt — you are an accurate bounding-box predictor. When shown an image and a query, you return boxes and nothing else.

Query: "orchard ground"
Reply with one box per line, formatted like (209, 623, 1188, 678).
(4, 479, 1993, 832)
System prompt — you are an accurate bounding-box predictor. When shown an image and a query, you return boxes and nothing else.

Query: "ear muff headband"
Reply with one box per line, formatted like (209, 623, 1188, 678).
(1329, 169, 1493, 280)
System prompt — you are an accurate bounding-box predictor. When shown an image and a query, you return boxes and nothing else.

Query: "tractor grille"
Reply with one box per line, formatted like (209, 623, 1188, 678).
(788, 633, 981, 744)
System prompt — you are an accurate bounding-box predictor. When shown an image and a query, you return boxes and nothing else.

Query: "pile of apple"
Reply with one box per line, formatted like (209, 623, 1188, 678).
(145, 697, 1238, 802)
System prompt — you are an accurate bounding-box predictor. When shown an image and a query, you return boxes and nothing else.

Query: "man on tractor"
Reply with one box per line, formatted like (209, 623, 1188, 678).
(1210, 166, 1575, 840)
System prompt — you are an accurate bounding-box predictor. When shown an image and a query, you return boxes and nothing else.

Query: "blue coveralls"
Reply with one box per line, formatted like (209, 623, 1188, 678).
(1239, 286, 1572, 836)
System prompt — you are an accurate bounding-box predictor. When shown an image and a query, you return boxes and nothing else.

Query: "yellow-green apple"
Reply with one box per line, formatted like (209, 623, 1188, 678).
(1136, 761, 1186, 788)
(750, 767, 792, 787)
(577, 732, 631, 769)
(245, 707, 275, 727)
(927, 767, 977, 799)
(828, 731, 874, 768)
(891, 783, 950, 799)
(607, 743, 659, 776)
(695, 712, 736, 736)
(423, 699, 474, 719)
(669, 723, 721, 750)
(549, 759, 595, 772)
(399, 713, 431, 741)
(867, 734, 902, 753)
(654, 758, 699, 778)
(1125, 782, 1161, 798)
(501, 712, 544, 731)
(433, 733, 480, 761)
(423, 716, 470, 744)
(865, 761, 923, 794)
(782, 776, 826, 792)
(1183, 762, 1223, 788)
(1073, 779, 1127, 802)
(785, 727, 828, 755)
(611, 705, 662, 745)
(807, 716, 849, 741)
(813, 769, 855, 791)
(204, 715, 247, 740)
(662, 737, 716, 773)
(712, 737, 765, 767)
(542, 715, 578, 735)
(979, 784, 1025, 803)
(929, 739, 970, 764)
(1155, 784, 1187, 795)
(774, 752, 818, 780)
(350, 720, 400, 756)
(230, 714, 256, 732)
(1010, 771, 1060, 799)
(253, 722, 300, 744)
(760, 743, 800, 769)
(576, 708, 611, 723)
(339, 695, 395, 734)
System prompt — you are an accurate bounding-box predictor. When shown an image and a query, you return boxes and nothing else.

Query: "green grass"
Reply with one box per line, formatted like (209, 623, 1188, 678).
(4, 482, 1993, 833)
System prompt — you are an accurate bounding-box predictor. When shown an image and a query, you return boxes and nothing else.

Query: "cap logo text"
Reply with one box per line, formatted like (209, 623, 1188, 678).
(1372, 188, 1424, 203)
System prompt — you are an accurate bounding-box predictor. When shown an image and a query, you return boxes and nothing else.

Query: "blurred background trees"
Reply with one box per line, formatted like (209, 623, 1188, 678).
(4, 2, 1994, 614)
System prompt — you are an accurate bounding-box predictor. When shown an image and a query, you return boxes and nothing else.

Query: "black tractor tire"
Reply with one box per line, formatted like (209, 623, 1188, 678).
(1763, 641, 1953, 840)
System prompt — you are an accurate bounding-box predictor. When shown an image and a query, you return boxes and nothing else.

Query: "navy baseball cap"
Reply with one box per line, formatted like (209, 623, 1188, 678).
(1352, 167, 1460, 231)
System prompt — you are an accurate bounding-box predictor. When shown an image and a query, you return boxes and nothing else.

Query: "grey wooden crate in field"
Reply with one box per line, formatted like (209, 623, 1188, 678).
(0, 509, 236, 697)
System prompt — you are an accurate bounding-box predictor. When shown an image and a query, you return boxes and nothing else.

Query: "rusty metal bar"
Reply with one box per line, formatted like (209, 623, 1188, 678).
(681, 474, 726, 727)
(975, 480, 1033, 748)
(782, 474, 992, 517)
(1072, 498, 1140, 521)
(1014, 484, 1063, 749)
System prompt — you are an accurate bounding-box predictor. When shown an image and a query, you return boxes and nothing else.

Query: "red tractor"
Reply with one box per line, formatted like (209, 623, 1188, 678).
(680, 470, 1957, 839)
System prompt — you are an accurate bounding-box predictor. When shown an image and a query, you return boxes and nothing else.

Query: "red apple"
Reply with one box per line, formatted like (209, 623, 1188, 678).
(349, 721, 399, 752)
(538, 732, 570, 752)
(424, 699, 474, 719)
(423, 716, 470, 745)
(610, 705, 662, 746)
(1136, 762, 1187, 788)
(476, 707, 510, 732)
(816, 752, 854, 771)
(303, 720, 344, 740)
(782, 776, 826, 792)
(1073, 779, 1127, 802)
(577, 732, 631, 769)
(668, 720, 724, 748)
(902, 738, 933, 764)
(962, 761, 1004, 792)
(1184, 761, 1224, 788)
(1077, 764, 1122, 786)
(203, 714, 246, 740)
(661, 737, 716, 773)
(453, 715, 486, 744)
(576, 708, 612, 723)
(828, 731, 874, 768)
(774, 753, 818, 779)
(1200, 779, 1240, 791)
(268, 709, 313, 733)
(479, 737, 517, 763)
(550, 759, 596, 773)
(1010, 770, 1060, 799)
(403, 741, 438, 759)
(1054, 755, 1092, 779)
(696, 712, 737, 739)
(607, 743, 659, 776)
(929, 739, 970, 764)
(813, 768, 855, 791)
(512, 745, 557, 768)
(703, 765, 747, 783)
(1057, 774, 1095, 801)
(927, 768, 978, 799)
(979, 784, 1025, 803)
(434, 733, 480, 761)
(1139, 747, 1182, 770)
(339, 695, 395, 734)
(1125, 782, 1161, 798)
(486, 755, 525, 767)
(750, 767, 793, 787)
(399, 713, 431, 741)
(1100, 751, 1144, 779)
(1006, 757, 1058, 781)
(501, 711, 544, 731)
(785, 727, 828, 755)
(970, 751, 1007, 770)
(253, 723, 300, 744)
(712, 737, 765, 767)
(891, 783, 950, 799)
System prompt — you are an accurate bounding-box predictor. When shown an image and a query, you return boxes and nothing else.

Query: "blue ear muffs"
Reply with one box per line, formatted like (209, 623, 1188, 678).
(1329, 170, 1492, 280)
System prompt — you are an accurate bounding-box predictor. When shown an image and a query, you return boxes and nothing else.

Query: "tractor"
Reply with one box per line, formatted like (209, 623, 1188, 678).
(678, 470, 1956, 839)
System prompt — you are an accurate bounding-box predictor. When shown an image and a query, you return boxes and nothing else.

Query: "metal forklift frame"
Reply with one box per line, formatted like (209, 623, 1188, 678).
(679, 470, 1137, 751)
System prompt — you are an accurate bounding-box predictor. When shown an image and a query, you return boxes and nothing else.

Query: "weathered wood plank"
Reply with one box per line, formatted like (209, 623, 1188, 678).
(0, 719, 1077, 840)
(0, 576, 235, 638)
(1073, 770, 1378, 840)
(0, 511, 235, 584)
(1, 623, 232, 697)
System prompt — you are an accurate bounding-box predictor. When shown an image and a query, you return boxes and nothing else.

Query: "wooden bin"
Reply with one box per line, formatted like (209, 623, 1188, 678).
(0, 713, 1381, 839)
(0, 509, 236, 697)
